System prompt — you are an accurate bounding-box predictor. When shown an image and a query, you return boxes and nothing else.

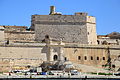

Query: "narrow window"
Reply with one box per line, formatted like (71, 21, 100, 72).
(97, 57, 99, 60)
(91, 56, 93, 60)
(78, 56, 81, 60)
(103, 57, 105, 60)
(85, 56, 87, 60)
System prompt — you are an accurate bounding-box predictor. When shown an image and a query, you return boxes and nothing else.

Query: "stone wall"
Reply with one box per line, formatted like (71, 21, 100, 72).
(64, 45, 107, 67)
(98, 38, 120, 45)
(4, 26, 26, 32)
(0, 44, 47, 72)
(31, 14, 97, 44)
(86, 16, 97, 45)
(64, 44, 120, 68)
(0, 43, 119, 72)
(32, 15, 89, 44)
(31, 15, 86, 28)
(35, 24, 88, 43)
(4, 31, 35, 42)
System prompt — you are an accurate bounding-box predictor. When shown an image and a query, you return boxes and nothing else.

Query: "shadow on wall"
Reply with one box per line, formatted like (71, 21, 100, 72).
(41, 46, 48, 53)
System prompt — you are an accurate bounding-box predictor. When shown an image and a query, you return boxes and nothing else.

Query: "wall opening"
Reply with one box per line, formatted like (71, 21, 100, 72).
(97, 57, 99, 60)
(91, 56, 93, 60)
(53, 55, 58, 61)
(78, 56, 81, 60)
(97, 40, 100, 44)
(102, 41, 108, 45)
(103, 57, 105, 60)
(84, 56, 87, 60)
(88, 32, 89, 35)
(45, 35, 49, 39)
(64, 57, 67, 61)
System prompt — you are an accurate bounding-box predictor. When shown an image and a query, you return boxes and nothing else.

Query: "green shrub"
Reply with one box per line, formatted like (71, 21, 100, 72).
(0, 72, 3, 74)
(98, 73, 112, 75)
(91, 72, 97, 74)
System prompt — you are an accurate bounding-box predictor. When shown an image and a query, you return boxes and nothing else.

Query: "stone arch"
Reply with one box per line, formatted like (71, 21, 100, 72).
(53, 55, 58, 61)
(102, 40, 108, 45)
(45, 35, 50, 39)
(118, 55, 120, 60)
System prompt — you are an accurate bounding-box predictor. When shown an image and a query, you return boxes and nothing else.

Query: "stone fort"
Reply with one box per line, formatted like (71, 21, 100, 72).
(0, 6, 120, 72)
(31, 6, 97, 45)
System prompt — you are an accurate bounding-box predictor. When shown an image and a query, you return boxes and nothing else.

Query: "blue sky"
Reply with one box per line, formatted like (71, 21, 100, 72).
(0, 0, 120, 35)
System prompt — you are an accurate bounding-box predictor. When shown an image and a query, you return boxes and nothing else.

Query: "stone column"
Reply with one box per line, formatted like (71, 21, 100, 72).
(46, 37, 54, 62)
(58, 40, 64, 61)
(48, 47, 54, 62)
(58, 47, 64, 61)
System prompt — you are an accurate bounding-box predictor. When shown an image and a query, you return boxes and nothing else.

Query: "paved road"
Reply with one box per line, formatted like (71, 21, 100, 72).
(0, 74, 120, 79)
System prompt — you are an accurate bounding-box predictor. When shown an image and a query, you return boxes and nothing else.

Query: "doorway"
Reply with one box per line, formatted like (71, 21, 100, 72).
(53, 55, 58, 61)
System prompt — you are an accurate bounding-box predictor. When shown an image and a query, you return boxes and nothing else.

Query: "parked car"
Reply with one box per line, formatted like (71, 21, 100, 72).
(70, 70, 78, 75)
(47, 71, 54, 75)
(114, 73, 120, 76)
(39, 72, 47, 75)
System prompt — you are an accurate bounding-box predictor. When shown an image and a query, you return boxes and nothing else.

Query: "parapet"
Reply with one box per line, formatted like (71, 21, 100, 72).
(2, 25, 27, 32)
(75, 12, 88, 16)
(86, 16, 96, 23)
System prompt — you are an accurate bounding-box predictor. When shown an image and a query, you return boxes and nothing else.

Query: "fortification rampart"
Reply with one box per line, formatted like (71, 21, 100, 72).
(0, 42, 119, 72)
(4, 31, 35, 42)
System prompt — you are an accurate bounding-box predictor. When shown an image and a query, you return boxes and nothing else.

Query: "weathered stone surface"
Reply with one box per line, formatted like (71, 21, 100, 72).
(31, 14, 97, 44)
(0, 27, 4, 42)
(35, 24, 88, 43)
(4, 31, 35, 42)
(0, 43, 119, 72)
